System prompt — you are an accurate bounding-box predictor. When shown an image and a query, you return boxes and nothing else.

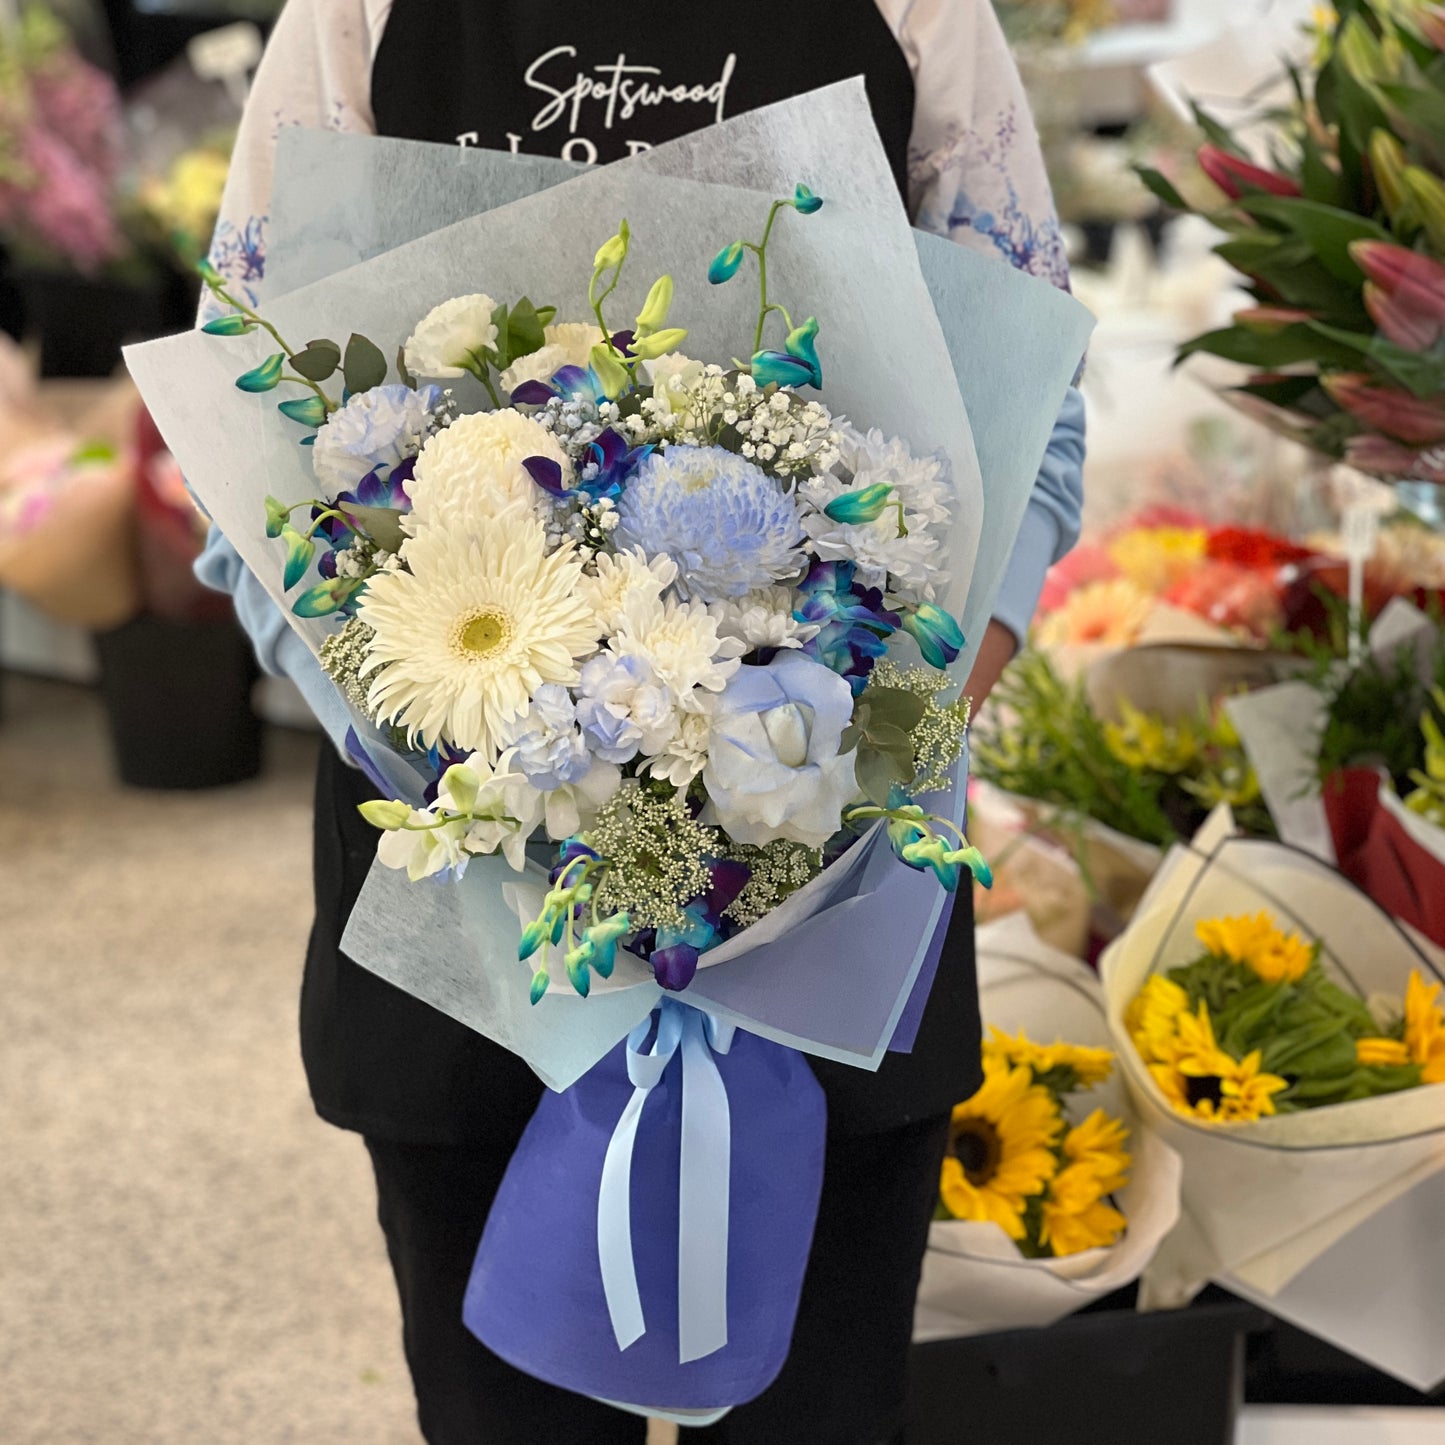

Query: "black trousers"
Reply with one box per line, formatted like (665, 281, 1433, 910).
(367, 1114, 950, 1445)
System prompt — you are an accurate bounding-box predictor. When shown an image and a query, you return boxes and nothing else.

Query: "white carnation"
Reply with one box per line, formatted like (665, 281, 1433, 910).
(408, 408, 570, 532)
(404, 293, 500, 378)
(310, 383, 443, 494)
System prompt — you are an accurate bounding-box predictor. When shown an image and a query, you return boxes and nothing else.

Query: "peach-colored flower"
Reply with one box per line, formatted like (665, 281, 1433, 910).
(1035, 578, 1153, 649)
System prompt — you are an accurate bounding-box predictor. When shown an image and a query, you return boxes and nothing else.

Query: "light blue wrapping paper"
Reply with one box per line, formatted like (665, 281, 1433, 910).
(123, 81, 1094, 1089)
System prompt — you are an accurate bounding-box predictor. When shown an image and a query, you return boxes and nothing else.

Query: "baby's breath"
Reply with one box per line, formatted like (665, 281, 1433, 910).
(724, 840, 823, 929)
(588, 785, 720, 932)
(867, 660, 972, 793)
(319, 617, 377, 712)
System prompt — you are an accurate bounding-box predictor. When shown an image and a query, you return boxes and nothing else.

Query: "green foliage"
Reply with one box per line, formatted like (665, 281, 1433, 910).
(289, 338, 342, 382)
(342, 333, 387, 394)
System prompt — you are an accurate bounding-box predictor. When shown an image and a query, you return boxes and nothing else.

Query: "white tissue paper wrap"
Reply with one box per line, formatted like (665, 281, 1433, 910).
(913, 913, 1183, 1342)
(124, 82, 1094, 1092)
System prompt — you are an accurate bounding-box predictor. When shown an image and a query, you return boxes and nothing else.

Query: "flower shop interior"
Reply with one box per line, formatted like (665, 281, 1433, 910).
(3, 0, 1445, 1442)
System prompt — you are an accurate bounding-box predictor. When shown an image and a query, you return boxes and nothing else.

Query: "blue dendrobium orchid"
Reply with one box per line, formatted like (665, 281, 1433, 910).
(709, 240, 746, 284)
(580, 428, 652, 501)
(511, 363, 611, 410)
(792, 183, 824, 215)
(784, 316, 822, 388)
(749, 350, 815, 389)
(823, 482, 894, 526)
(903, 602, 965, 669)
(795, 559, 901, 694)
(651, 899, 721, 992)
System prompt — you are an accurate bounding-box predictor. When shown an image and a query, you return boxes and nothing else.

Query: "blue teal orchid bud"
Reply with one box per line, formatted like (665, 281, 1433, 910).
(585, 913, 631, 980)
(529, 967, 550, 1006)
(885, 806, 928, 859)
(750, 350, 817, 389)
(903, 603, 965, 668)
(202, 313, 255, 337)
(708, 241, 746, 284)
(197, 258, 223, 287)
(279, 524, 316, 590)
(278, 395, 329, 428)
(291, 575, 365, 618)
(824, 482, 894, 525)
(792, 183, 823, 215)
(236, 353, 285, 393)
(784, 316, 822, 388)
(564, 939, 596, 997)
(518, 918, 551, 962)
(358, 799, 412, 831)
(951, 845, 993, 889)
(901, 836, 962, 891)
(264, 495, 291, 539)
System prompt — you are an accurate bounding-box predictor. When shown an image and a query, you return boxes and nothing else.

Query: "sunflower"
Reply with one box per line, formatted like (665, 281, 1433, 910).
(1195, 912, 1315, 985)
(939, 1058, 1062, 1239)
(358, 503, 600, 758)
(1125, 975, 1192, 1066)
(983, 1027, 1115, 1089)
(1062, 1109, 1131, 1194)
(1034, 578, 1153, 649)
(1404, 971, 1445, 1084)
(1150, 1012, 1288, 1125)
(1039, 1161, 1128, 1257)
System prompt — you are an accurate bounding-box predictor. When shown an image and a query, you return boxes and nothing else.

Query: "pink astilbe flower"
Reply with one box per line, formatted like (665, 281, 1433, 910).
(3, 123, 123, 272)
(27, 51, 122, 186)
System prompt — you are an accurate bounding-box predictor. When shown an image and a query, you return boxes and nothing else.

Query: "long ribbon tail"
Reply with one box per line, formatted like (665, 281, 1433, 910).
(678, 1010, 734, 1363)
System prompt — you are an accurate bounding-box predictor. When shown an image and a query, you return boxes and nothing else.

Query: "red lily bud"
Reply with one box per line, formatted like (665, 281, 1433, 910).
(1346, 434, 1445, 485)
(1416, 3, 1445, 50)
(1198, 144, 1302, 201)
(1350, 241, 1445, 321)
(1234, 305, 1315, 333)
(1364, 281, 1445, 351)
(1324, 373, 1445, 447)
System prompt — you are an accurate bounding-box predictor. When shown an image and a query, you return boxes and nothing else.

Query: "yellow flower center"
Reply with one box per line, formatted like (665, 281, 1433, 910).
(950, 1116, 1003, 1187)
(455, 609, 513, 658)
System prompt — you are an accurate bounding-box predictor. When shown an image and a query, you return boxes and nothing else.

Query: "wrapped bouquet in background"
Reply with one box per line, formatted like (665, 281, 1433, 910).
(1101, 811, 1445, 1389)
(915, 914, 1181, 1340)
(126, 86, 1094, 1422)
(1142, 0, 1445, 492)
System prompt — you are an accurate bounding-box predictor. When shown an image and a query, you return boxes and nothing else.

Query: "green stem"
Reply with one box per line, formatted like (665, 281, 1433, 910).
(590, 269, 624, 358)
(750, 199, 789, 355)
(283, 373, 341, 414)
(206, 275, 340, 414)
(301, 508, 348, 541)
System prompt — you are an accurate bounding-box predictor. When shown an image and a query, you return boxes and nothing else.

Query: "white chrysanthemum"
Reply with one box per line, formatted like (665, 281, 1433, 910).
(800, 427, 954, 603)
(403, 293, 500, 378)
(577, 547, 679, 632)
(610, 591, 744, 711)
(644, 707, 713, 787)
(614, 445, 806, 601)
(408, 408, 569, 531)
(710, 586, 820, 652)
(357, 504, 601, 759)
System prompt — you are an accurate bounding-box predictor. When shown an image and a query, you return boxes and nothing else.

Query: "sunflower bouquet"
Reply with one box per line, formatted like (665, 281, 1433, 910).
(127, 90, 1093, 1423)
(915, 914, 1182, 1341)
(940, 1031, 1129, 1258)
(1101, 814, 1445, 1331)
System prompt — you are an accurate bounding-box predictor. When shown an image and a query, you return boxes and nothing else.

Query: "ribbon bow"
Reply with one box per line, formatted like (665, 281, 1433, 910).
(598, 999, 736, 1363)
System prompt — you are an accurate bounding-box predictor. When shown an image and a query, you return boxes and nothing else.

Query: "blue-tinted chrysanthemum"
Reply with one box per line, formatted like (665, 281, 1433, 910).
(613, 445, 805, 602)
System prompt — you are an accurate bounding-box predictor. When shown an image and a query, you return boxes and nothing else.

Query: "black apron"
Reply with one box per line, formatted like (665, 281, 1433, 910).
(299, 0, 981, 1145)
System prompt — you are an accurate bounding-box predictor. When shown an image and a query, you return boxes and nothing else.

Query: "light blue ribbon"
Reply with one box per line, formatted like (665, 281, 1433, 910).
(598, 999, 736, 1363)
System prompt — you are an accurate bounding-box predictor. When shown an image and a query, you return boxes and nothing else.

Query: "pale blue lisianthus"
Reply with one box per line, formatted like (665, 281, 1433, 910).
(702, 651, 858, 849)
(613, 444, 805, 602)
(311, 382, 444, 494)
(502, 684, 592, 790)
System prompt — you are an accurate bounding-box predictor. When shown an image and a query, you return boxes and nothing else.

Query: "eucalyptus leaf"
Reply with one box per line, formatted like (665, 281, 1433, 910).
(291, 338, 341, 382)
(857, 748, 904, 808)
(861, 688, 928, 734)
(343, 333, 388, 394)
(337, 502, 407, 554)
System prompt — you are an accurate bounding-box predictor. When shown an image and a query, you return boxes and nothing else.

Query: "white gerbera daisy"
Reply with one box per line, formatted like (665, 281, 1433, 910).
(578, 547, 679, 632)
(358, 504, 601, 758)
(408, 408, 569, 532)
(609, 591, 744, 710)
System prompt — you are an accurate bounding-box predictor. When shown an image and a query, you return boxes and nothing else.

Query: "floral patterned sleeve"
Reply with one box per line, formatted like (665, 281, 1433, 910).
(200, 0, 380, 318)
(887, 0, 1085, 644)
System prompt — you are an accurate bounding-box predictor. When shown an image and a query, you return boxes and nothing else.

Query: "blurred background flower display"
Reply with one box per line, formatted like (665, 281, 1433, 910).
(5, 2, 1445, 1442)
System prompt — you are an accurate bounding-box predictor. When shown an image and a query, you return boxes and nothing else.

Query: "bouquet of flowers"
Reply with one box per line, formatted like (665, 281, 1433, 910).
(915, 914, 1181, 1340)
(0, 4, 125, 274)
(993, 0, 1119, 48)
(1100, 811, 1445, 1387)
(1140, 0, 1445, 489)
(125, 87, 1093, 1421)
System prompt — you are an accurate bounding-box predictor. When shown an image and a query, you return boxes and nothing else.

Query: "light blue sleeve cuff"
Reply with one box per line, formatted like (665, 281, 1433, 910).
(196, 525, 353, 756)
(990, 385, 1087, 647)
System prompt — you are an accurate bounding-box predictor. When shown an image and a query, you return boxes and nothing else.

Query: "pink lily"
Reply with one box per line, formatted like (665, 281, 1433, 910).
(1415, 3, 1445, 50)
(1198, 144, 1302, 201)
(1325, 373, 1445, 446)
(1351, 241, 1445, 315)
(1233, 305, 1316, 332)
(1364, 282, 1445, 351)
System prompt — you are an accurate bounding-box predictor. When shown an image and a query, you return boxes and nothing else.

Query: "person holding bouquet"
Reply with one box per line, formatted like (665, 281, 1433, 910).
(195, 2, 1087, 1440)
